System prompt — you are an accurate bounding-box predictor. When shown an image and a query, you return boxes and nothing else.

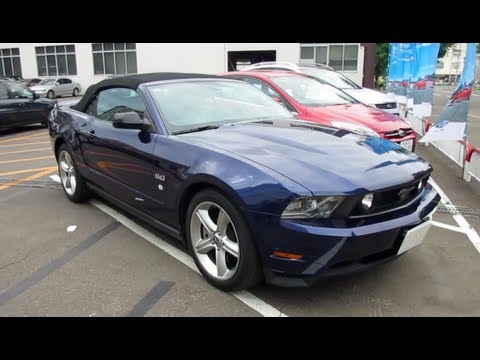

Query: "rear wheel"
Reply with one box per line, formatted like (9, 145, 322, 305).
(186, 189, 263, 291)
(72, 88, 79, 97)
(57, 144, 90, 203)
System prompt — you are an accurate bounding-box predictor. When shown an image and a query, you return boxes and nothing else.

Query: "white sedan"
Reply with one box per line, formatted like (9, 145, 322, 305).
(31, 77, 82, 99)
(243, 62, 400, 115)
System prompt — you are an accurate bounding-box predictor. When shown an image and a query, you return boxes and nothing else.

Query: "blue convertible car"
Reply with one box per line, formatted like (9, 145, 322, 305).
(49, 73, 440, 290)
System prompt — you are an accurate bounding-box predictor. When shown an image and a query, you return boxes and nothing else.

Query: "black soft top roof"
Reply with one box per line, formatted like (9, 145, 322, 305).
(72, 72, 221, 112)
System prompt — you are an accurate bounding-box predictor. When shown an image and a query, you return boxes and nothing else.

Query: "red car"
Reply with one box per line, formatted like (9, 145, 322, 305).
(452, 87, 472, 102)
(414, 79, 435, 90)
(221, 71, 416, 151)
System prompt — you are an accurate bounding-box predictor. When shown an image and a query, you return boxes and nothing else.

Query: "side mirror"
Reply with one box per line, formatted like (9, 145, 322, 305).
(113, 112, 150, 131)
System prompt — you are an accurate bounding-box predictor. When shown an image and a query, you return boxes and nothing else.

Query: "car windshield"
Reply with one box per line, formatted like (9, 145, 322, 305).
(148, 80, 295, 134)
(270, 76, 358, 107)
(300, 68, 361, 90)
(38, 79, 56, 85)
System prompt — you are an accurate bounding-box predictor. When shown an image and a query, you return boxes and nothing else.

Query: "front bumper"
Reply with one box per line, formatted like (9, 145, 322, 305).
(249, 185, 440, 287)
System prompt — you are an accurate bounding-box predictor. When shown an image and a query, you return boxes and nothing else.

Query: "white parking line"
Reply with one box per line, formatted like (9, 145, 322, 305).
(50, 175, 61, 183)
(431, 221, 465, 233)
(429, 178, 480, 254)
(90, 199, 288, 317)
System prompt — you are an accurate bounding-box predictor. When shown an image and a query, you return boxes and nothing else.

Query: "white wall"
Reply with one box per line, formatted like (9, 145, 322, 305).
(136, 43, 225, 74)
(1, 43, 301, 92)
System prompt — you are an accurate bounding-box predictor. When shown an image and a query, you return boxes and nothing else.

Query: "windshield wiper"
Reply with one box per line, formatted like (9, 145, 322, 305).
(171, 125, 220, 135)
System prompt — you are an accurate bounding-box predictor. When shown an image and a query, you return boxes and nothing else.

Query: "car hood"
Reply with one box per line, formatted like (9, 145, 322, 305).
(305, 103, 409, 133)
(178, 119, 431, 195)
(31, 85, 50, 91)
(343, 87, 395, 106)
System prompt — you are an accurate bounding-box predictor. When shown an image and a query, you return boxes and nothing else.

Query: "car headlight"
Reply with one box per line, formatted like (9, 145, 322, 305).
(330, 121, 380, 137)
(282, 196, 344, 219)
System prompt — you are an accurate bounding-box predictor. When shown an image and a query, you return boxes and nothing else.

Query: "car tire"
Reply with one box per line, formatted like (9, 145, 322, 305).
(72, 88, 79, 97)
(47, 90, 55, 99)
(186, 189, 263, 291)
(57, 144, 90, 203)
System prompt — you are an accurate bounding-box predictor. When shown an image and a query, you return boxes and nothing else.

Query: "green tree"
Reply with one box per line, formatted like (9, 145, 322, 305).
(375, 43, 389, 87)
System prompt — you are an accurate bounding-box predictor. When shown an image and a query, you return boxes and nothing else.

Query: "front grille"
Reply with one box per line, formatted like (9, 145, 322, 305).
(384, 128, 413, 138)
(349, 175, 430, 218)
(376, 102, 397, 110)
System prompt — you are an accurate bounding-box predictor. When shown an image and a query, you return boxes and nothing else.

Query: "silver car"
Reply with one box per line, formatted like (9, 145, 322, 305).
(30, 77, 82, 99)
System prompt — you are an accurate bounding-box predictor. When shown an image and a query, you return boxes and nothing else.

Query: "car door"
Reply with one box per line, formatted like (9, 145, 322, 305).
(10, 83, 53, 125)
(0, 82, 17, 129)
(61, 78, 74, 96)
(54, 78, 66, 96)
(2, 82, 38, 127)
(79, 87, 159, 212)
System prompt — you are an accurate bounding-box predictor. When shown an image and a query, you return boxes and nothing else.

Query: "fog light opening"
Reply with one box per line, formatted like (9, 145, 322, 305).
(361, 193, 374, 211)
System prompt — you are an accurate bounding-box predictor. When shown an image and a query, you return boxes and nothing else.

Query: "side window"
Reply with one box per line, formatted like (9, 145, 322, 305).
(8, 83, 34, 99)
(55, 79, 63, 85)
(241, 77, 281, 98)
(63, 79, 72, 84)
(85, 87, 147, 123)
(0, 83, 9, 100)
(269, 67, 290, 71)
(241, 77, 297, 113)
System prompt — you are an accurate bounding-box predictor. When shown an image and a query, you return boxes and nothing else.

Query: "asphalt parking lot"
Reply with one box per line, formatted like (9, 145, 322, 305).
(1, 112, 480, 316)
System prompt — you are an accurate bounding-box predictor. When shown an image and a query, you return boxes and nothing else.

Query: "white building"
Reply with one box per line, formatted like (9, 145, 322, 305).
(0, 43, 367, 92)
(436, 43, 467, 83)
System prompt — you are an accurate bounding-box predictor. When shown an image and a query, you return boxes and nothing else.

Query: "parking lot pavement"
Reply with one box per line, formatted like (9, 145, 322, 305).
(1, 126, 480, 317)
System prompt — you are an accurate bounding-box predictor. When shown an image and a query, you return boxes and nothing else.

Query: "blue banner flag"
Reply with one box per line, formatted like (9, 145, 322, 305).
(407, 43, 440, 117)
(386, 43, 416, 104)
(420, 43, 477, 143)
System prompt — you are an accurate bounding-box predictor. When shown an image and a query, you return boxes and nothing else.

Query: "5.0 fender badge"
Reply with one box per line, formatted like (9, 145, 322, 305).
(155, 173, 166, 181)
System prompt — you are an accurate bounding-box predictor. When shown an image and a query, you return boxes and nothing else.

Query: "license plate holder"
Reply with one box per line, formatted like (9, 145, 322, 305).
(400, 140, 413, 151)
(397, 220, 432, 255)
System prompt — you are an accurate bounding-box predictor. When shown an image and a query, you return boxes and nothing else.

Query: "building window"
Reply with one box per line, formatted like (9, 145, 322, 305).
(300, 44, 359, 71)
(0, 48, 22, 77)
(35, 45, 77, 76)
(92, 43, 137, 75)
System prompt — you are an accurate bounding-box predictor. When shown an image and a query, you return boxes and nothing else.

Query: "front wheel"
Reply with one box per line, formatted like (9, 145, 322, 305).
(57, 144, 90, 203)
(47, 90, 55, 99)
(186, 189, 263, 291)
